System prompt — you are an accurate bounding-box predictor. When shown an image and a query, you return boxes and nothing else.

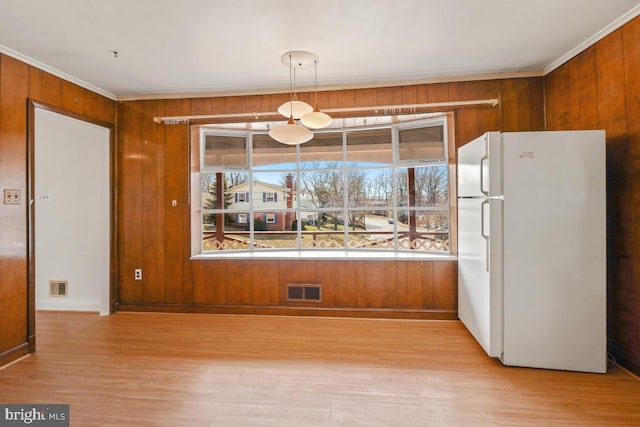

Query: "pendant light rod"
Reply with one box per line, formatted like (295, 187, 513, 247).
(301, 58, 332, 129)
(277, 51, 313, 119)
(313, 59, 319, 106)
(288, 53, 293, 117)
(155, 98, 500, 123)
(270, 51, 314, 144)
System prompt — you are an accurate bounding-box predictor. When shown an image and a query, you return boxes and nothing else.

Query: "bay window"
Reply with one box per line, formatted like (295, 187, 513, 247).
(193, 115, 451, 257)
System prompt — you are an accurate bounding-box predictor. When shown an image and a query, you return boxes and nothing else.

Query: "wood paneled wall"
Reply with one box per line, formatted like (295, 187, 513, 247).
(0, 53, 115, 367)
(545, 16, 640, 375)
(2, 17, 637, 374)
(116, 77, 544, 319)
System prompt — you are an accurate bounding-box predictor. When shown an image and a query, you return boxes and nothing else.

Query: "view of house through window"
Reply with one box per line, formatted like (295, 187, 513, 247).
(195, 115, 450, 255)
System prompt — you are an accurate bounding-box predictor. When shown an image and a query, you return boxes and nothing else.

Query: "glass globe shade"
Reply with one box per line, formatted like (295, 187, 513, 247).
(268, 121, 313, 145)
(277, 100, 313, 120)
(300, 106, 333, 129)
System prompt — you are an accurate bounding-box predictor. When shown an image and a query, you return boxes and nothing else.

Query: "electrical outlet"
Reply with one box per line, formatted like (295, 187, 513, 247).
(3, 189, 21, 205)
(134, 269, 142, 280)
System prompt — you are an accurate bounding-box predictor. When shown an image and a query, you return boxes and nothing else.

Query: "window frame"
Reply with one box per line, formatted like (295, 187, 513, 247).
(192, 115, 452, 258)
(263, 192, 277, 203)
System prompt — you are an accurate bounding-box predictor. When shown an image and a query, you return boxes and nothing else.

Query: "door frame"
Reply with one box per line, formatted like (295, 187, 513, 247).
(26, 100, 118, 352)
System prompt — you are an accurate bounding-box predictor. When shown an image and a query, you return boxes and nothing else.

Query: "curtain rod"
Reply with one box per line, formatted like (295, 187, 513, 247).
(154, 97, 499, 124)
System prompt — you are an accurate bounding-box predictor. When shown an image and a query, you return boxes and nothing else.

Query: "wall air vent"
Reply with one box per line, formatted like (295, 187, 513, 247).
(286, 283, 322, 303)
(49, 280, 68, 297)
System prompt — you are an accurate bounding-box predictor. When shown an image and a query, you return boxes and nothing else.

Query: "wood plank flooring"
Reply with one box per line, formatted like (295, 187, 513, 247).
(1, 311, 639, 426)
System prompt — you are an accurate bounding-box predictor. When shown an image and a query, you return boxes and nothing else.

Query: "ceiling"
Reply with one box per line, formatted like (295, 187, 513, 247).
(1, 0, 639, 100)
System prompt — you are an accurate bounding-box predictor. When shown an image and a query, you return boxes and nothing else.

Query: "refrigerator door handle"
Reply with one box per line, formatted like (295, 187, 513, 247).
(481, 199, 490, 272)
(480, 136, 489, 196)
(480, 156, 489, 196)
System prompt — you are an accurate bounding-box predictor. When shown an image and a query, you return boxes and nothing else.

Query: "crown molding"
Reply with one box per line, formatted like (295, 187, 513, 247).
(116, 70, 543, 102)
(544, 4, 640, 74)
(0, 43, 117, 101)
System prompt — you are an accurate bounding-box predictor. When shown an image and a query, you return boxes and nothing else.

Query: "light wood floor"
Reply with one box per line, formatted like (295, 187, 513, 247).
(1, 312, 639, 426)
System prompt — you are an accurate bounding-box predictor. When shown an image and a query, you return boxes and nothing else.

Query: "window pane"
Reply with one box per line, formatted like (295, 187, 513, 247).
(366, 169, 394, 206)
(414, 209, 449, 231)
(346, 169, 394, 208)
(300, 131, 343, 166)
(414, 165, 448, 207)
(300, 210, 346, 249)
(253, 232, 299, 250)
(253, 211, 298, 250)
(396, 209, 449, 252)
(301, 171, 344, 208)
(203, 133, 247, 168)
(202, 212, 251, 251)
(346, 127, 392, 165)
(398, 124, 445, 162)
(250, 211, 298, 249)
(253, 133, 296, 170)
(396, 169, 409, 207)
(346, 210, 395, 250)
(226, 187, 251, 210)
(202, 172, 250, 209)
(395, 166, 448, 207)
(201, 172, 217, 207)
(252, 171, 293, 190)
(346, 170, 367, 208)
(250, 172, 292, 211)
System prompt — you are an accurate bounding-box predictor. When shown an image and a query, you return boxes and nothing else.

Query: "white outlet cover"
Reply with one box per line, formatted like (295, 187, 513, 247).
(4, 189, 22, 205)
(38, 192, 52, 203)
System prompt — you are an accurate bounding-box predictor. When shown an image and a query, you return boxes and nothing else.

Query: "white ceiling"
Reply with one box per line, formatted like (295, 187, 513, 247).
(1, 0, 639, 100)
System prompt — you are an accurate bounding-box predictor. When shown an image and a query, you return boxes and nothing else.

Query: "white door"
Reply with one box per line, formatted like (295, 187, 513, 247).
(500, 131, 606, 372)
(35, 108, 110, 315)
(458, 131, 504, 358)
(457, 132, 502, 198)
(458, 196, 503, 358)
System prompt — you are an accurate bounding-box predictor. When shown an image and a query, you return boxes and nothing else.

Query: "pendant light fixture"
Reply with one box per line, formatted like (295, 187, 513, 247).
(268, 116, 314, 145)
(269, 52, 313, 145)
(300, 59, 333, 129)
(277, 67, 313, 119)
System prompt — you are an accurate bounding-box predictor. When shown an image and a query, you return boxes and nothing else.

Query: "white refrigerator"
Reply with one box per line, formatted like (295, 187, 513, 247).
(457, 131, 607, 373)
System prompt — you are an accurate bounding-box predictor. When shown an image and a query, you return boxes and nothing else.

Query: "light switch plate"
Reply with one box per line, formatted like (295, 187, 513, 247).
(3, 189, 21, 205)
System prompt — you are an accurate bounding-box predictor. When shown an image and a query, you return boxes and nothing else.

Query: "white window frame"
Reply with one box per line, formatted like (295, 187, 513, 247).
(194, 115, 451, 259)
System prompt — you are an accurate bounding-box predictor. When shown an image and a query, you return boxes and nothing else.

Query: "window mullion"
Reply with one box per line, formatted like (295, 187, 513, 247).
(342, 129, 349, 249)
(391, 127, 398, 251)
(296, 143, 302, 250)
(247, 132, 254, 252)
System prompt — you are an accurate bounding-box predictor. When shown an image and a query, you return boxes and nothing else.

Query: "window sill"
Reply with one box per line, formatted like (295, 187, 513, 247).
(191, 250, 456, 261)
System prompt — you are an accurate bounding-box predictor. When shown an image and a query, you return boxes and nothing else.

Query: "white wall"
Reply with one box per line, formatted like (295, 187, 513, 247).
(35, 108, 110, 315)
